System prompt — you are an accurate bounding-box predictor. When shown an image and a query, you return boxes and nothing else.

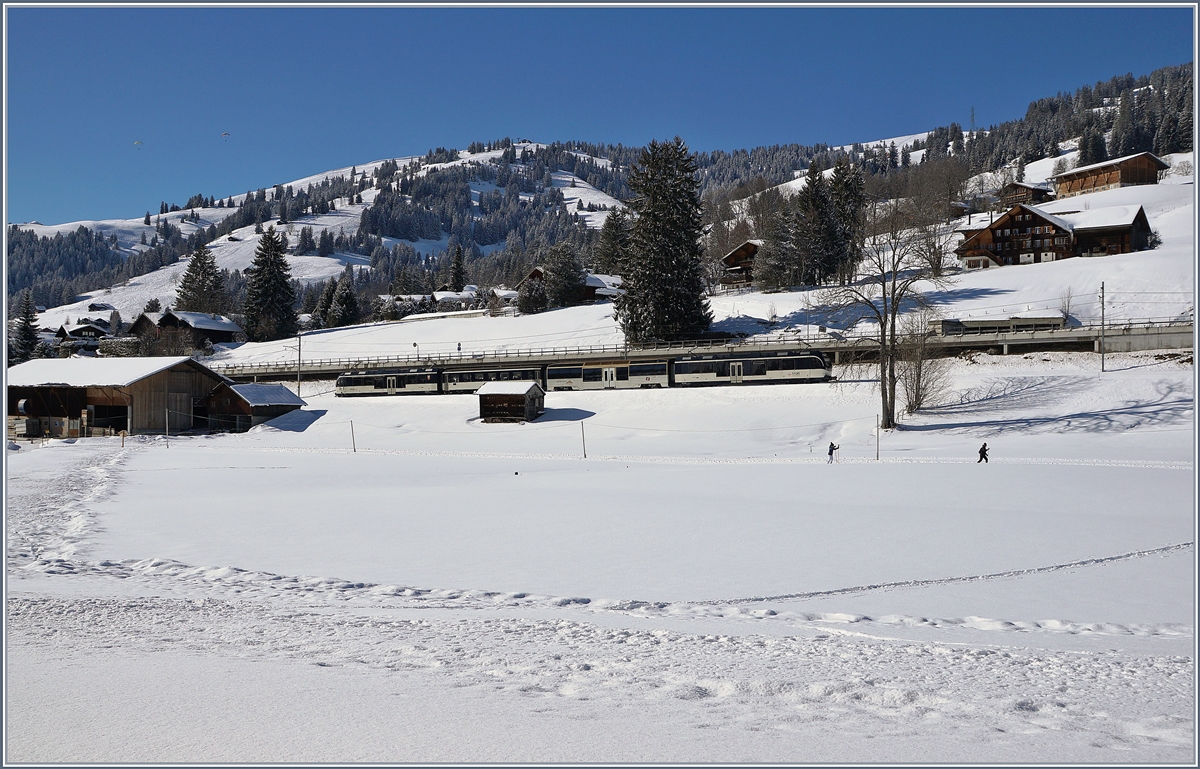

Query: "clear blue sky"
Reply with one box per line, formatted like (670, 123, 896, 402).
(5, 6, 1194, 225)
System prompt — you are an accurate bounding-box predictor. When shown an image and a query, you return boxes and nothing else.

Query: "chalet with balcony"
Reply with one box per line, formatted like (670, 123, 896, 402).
(720, 240, 761, 288)
(1049, 152, 1169, 199)
(955, 203, 1152, 270)
(998, 181, 1054, 208)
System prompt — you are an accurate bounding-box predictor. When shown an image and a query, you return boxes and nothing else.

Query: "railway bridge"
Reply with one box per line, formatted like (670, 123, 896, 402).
(206, 318, 1192, 383)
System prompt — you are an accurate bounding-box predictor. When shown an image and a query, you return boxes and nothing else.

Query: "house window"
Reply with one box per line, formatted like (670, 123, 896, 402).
(1034, 226, 1042, 234)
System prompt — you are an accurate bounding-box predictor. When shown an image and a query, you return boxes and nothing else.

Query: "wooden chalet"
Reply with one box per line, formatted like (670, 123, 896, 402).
(476, 381, 545, 423)
(514, 267, 622, 302)
(1049, 152, 1169, 199)
(955, 203, 1152, 270)
(999, 182, 1054, 208)
(7, 356, 228, 438)
(129, 310, 242, 345)
(202, 382, 307, 432)
(720, 240, 762, 288)
(55, 322, 110, 342)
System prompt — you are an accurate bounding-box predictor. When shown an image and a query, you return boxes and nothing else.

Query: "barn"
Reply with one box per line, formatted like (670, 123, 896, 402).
(720, 240, 762, 288)
(476, 381, 545, 423)
(202, 382, 307, 432)
(1049, 152, 1169, 199)
(6, 356, 228, 438)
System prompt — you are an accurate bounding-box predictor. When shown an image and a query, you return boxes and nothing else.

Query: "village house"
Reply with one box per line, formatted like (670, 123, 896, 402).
(1048, 151, 1170, 199)
(476, 380, 545, 423)
(54, 322, 110, 343)
(954, 203, 1152, 270)
(7, 356, 229, 438)
(515, 268, 623, 302)
(720, 240, 762, 288)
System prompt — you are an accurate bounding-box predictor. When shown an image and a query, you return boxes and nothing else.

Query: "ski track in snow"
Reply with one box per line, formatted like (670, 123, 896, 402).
(5, 425, 1195, 759)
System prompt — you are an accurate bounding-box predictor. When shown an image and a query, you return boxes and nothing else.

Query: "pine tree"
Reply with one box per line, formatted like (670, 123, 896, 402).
(8, 290, 39, 364)
(595, 208, 631, 274)
(616, 137, 711, 343)
(326, 274, 360, 327)
(144, 212, 151, 225)
(315, 279, 337, 327)
(451, 245, 466, 292)
(143, 298, 162, 313)
(174, 243, 226, 315)
(317, 228, 334, 257)
(295, 226, 316, 255)
(543, 243, 584, 308)
(517, 277, 548, 314)
(243, 227, 298, 341)
(829, 158, 866, 285)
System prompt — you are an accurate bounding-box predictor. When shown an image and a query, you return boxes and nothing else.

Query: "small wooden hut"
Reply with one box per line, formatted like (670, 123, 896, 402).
(476, 381, 545, 423)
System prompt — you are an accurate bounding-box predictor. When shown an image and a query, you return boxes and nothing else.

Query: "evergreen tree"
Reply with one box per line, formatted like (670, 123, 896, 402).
(8, 290, 39, 365)
(542, 242, 584, 308)
(829, 158, 866, 285)
(451, 244, 466, 292)
(595, 208, 631, 274)
(143, 297, 162, 313)
(517, 277, 548, 314)
(616, 137, 711, 343)
(315, 279, 337, 327)
(174, 243, 226, 314)
(144, 212, 151, 225)
(243, 227, 298, 341)
(326, 273, 360, 327)
(295, 226, 316, 255)
(317, 228, 335, 257)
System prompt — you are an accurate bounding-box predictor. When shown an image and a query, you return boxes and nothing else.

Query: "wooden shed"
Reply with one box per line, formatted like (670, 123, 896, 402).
(202, 382, 307, 432)
(476, 381, 545, 423)
(6, 356, 228, 437)
(720, 240, 762, 288)
(1049, 152, 1169, 199)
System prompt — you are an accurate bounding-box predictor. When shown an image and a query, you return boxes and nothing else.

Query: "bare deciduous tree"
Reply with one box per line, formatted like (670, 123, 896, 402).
(826, 198, 955, 429)
(897, 307, 952, 414)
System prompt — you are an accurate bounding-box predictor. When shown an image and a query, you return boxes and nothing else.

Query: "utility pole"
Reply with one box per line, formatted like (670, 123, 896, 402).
(1100, 282, 1106, 373)
(296, 332, 302, 397)
(581, 421, 587, 459)
(876, 414, 880, 461)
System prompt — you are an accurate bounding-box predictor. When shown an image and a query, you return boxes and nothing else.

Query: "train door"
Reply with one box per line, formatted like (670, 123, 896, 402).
(602, 367, 617, 389)
(729, 362, 744, 384)
(386, 376, 398, 395)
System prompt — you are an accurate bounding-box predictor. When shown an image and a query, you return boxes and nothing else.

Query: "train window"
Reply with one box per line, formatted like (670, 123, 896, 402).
(548, 367, 582, 379)
(630, 364, 666, 377)
(745, 361, 767, 377)
(616, 367, 629, 380)
(582, 368, 603, 382)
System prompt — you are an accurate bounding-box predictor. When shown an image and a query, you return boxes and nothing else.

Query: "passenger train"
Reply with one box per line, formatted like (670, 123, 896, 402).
(334, 350, 831, 396)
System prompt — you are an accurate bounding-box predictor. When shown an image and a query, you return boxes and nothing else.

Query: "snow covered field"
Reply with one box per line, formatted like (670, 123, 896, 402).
(6, 349, 1194, 763)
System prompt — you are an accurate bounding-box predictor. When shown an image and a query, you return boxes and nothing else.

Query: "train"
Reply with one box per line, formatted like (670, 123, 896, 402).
(334, 349, 831, 396)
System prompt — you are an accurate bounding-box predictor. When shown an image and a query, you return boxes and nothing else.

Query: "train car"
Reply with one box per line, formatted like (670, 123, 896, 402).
(442, 366, 543, 393)
(545, 360, 669, 391)
(334, 368, 441, 396)
(672, 351, 830, 386)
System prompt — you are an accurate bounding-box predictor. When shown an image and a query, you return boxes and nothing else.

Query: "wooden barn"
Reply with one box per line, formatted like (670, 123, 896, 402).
(955, 203, 1151, 269)
(476, 381, 545, 423)
(129, 310, 242, 346)
(202, 382, 307, 432)
(1049, 152, 1169, 199)
(720, 240, 762, 288)
(6, 356, 228, 438)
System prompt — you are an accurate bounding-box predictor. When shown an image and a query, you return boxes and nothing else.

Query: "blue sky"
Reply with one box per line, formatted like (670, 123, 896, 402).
(5, 6, 1194, 225)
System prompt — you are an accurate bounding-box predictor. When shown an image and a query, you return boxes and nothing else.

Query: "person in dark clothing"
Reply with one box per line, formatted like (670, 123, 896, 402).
(978, 443, 989, 463)
(828, 442, 839, 464)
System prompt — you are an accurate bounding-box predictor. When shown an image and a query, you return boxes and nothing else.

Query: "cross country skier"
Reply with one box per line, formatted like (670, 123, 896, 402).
(978, 443, 989, 463)
(828, 442, 839, 464)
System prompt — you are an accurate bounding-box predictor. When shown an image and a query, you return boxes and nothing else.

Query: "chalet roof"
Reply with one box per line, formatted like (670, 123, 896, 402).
(169, 311, 242, 333)
(135, 312, 166, 326)
(57, 323, 111, 337)
(1004, 181, 1053, 191)
(229, 383, 307, 407)
(1049, 151, 1169, 181)
(6, 356, 222, 388)
(476, 381, 545, 396)
(432, 289, 477, 302)
(584, 272, 624, 296)
(1051, 205, 1146, 231)
(722, 240, 763, 266)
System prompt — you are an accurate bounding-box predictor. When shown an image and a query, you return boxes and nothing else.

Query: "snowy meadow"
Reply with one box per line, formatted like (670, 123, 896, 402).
(6, 349, 1194, 763)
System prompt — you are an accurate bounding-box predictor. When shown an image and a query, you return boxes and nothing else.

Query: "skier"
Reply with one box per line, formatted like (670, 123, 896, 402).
(827, 442, 839, 464)
(978, 443, 989, 464)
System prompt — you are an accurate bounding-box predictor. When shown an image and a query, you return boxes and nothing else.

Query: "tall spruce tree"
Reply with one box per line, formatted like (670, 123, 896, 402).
(594, 208, 631, 274)
(616, 137, 710, 343)
(450, 245, 466, 292)
(829, 158, 866, 285)
(243, 227, 298, 341)
(542, 242, 584, 308)
(8, 290, 39, 365)
(326, 273, 360, 328)
(174, 243, 226, 315)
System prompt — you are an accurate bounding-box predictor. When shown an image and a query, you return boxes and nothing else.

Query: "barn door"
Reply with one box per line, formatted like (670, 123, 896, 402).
(602, 368, 617, 389)
(167, 393, 192, 431)
(729, 362, 744, 384)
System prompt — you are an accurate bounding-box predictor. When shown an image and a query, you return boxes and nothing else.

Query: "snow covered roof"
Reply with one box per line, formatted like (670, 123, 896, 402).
(57, 323, 110, 336)
(489, 288, 519, 300)
(1006, 181, 1052, 191)
(1051, 205, 1145, 231)
(1049, 151, 1169, 180)
(169, 311, 242, 333)
(6, 356, 215, 388)
(432, 290, 476, 302)
(229, 383, 307, 408)
(476, 381, 545, 396)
